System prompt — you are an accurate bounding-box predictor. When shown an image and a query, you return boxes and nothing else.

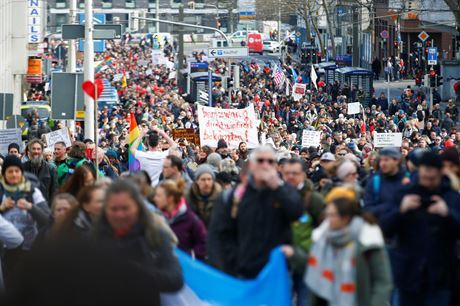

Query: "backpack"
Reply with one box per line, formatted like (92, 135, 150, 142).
(57, 158, 89, 186)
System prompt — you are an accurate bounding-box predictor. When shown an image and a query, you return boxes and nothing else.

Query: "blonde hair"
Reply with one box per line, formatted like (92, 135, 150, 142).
(325, 187, 358, 205)
(157, 179, 186, 204)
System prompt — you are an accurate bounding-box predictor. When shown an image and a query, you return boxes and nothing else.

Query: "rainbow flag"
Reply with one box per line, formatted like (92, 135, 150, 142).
(128, 112, 141, 171)
(95, 56, 113, 73)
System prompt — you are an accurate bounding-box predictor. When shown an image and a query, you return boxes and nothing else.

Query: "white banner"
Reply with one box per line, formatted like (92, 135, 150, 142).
(374, 133, 403, 147)
(347, 102, 361, 115)
(301, 130, 321, 148)
(197, 105, 259, 148)
(292, 83, 307, 101)
(44, 128, 72, 150)
(151, 49, 164, 65)
(0, 129, 23, 156)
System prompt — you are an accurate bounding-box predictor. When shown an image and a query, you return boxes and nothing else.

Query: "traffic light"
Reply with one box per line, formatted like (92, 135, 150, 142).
(429, 69, 436, 87)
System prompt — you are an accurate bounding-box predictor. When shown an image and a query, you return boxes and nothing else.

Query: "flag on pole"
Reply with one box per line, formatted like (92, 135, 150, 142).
(310, 65, 318, 89)
(128, 112, 141, 171)
(273, 65, 286, 87)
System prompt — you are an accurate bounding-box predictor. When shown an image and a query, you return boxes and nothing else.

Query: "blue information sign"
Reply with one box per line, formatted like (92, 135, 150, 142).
(78, 13, 106, 53)
(427, 47, 438, 65)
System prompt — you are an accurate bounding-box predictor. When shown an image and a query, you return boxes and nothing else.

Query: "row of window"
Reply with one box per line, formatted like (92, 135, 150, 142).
(55, 0, 164, 9)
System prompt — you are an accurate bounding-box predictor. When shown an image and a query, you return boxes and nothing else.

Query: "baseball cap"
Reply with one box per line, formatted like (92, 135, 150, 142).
(320, 152, 336, 161)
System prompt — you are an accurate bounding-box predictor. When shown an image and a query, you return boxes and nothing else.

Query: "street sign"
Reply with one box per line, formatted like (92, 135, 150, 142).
(0, 93, 14, 120)
(418, 31, 429, 42)
(51, 72, 85, 120)
(336, 6, 346, 16)
(78, 13, 106, 53)
(239, 12, 256, 20)
(427, 47, 438, 65)
(208, 47, 249, 58)
(380, 30, 389, 40)
(62, 24, 122, 40)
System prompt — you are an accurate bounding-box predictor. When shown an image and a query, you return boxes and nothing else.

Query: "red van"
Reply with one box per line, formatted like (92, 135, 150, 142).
(247, 33, 263, 55)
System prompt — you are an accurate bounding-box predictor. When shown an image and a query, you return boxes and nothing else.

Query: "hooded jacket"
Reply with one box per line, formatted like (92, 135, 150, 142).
(186, 182, 222, 226)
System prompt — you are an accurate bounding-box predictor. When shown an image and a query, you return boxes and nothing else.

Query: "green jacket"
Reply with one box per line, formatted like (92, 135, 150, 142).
(57, 157, 89, 186)
(292, 180, 325, 253)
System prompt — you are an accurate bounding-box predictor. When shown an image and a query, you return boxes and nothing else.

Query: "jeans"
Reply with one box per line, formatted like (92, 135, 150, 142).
(399, 289, 451, 306)
(293, 273, 309, 306)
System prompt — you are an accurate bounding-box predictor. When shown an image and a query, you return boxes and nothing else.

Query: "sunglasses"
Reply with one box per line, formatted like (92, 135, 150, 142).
(256, 158, 275, 165)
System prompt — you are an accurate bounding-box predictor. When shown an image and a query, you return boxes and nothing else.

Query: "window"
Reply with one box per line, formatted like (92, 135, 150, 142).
(102, 0, 113, 9)
(55, 14, 68, 30)
(78, 0, 84, 8)
(55, 0, 66, 8)
(125, 0, 135, 8)
(148, 0, 156, 8)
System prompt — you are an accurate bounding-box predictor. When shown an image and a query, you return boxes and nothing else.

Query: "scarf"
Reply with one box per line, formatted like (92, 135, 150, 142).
(0, 176, 32, 197)
(305, 217, 364, 306)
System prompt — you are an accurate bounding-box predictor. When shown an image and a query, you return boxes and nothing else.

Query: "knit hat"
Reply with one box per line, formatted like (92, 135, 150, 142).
(206, 153, 222, 170)
(194, 164, 216, 180)
(440, 147, 460, 166)
(418, 151, 443, 169)
(216, 139, 228, 150)
(2, 155, 24, 176)
(325, 187, 357, 204)
(379, 147, 401, 160)
(7, 143, 20, 153)
(336, 160, 357, 180)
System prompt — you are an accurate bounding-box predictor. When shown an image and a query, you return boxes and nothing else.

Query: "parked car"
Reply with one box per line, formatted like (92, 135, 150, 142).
(263, 40, 281, 53)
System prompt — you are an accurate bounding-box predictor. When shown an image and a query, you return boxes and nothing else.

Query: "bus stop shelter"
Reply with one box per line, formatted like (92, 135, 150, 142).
(336, 67, 373, 103)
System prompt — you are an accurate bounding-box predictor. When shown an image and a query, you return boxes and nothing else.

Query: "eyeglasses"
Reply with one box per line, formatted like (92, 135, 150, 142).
(256, 158, 275, 165)
(337, 153, 347, 156)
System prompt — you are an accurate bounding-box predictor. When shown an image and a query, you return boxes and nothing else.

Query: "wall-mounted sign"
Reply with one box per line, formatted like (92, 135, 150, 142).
(28, 0, 42, 43)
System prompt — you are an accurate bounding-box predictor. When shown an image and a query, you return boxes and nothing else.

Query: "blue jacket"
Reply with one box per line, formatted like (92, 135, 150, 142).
(363, 170, 407, 218)
(379, 178, 460, 293)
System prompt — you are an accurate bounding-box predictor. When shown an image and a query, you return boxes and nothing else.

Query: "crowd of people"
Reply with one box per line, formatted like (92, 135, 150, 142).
(0, 35, 459, 306)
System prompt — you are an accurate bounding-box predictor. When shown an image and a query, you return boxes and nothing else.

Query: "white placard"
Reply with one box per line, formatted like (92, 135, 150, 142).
(151, 49, 164, 65)
(347, 102, 361, 115)
(113, 74, 123, 82)
(373, 133, 403, 147)
(44, 128, 72, 150)
(301, 130, 321, 148)
(0, 129, 23, 156)
(292, 83, 307, 101)
(197, 105, 259, 149)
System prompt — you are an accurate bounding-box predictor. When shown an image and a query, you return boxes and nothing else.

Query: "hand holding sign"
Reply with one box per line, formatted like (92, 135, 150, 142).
(82, 78, 104, 100)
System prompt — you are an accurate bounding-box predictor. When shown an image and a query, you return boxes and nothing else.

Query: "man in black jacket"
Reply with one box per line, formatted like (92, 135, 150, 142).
(208, 145, 303, 278)
(23, 139, 58, 204)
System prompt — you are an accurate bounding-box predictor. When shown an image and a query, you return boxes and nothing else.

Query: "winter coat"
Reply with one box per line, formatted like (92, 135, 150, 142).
(23, 160, 58, 204)
(379, 178, 460, 293)
(208, 177, 303, 278)
(165, 203, 207, 259)
(185, 182, 222, 226)
(0, 215, 23, 290)
(363, 170, 407, 219)
(310, 221, 393, 306)
(95, 223, 184, 305)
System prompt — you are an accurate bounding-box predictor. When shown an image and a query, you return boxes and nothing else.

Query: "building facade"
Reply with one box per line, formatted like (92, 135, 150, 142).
(46, 0, 237, 35)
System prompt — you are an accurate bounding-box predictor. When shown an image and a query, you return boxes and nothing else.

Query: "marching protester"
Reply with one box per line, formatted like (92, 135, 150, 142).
(0, 32, 458, 306)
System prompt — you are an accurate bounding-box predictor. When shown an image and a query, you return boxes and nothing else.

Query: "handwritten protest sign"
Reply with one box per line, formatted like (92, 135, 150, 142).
(292, 83, 306, 101)
(301, 130, 321, 148)
(44, 128, 72, 150)
(172, 129, 200, 146)
(373, 133, 403, 147)
(347, 102, 361, 115)
(197, 105, 258, 148)
(0, 129, 22, 156)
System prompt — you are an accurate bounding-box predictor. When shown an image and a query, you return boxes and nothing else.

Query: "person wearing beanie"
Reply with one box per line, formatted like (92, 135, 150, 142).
(206, 153, 222, 172)
(185, 164, 222, 226)
(216, 139, 229, 159)
(379, 150, 460, 305)
(0, 155, 51, 285)
(363, 146, 407, 219)
(7, 143, 21, 158)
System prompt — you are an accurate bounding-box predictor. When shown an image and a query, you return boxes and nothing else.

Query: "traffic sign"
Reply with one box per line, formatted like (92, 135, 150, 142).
(78, 13, 106, 53)
(380, 30, 389, 40)
(208, 47, 249, 58)
(418, 31, 429, 42)
(427, 47, 438, 65)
